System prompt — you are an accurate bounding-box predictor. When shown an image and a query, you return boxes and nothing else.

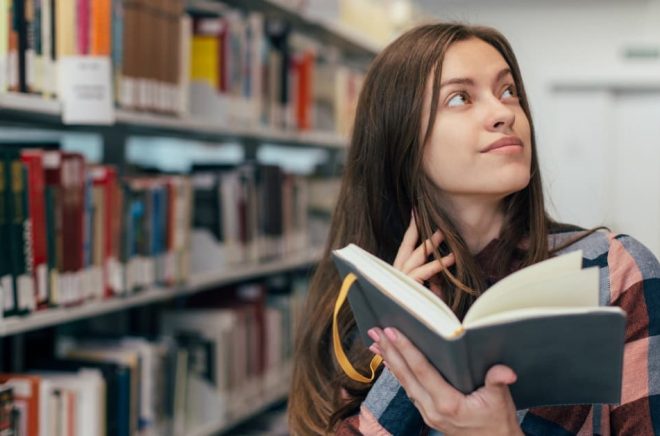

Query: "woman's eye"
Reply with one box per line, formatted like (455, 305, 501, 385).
(447, 93, 468, 107)
(501, 86, 516, 99)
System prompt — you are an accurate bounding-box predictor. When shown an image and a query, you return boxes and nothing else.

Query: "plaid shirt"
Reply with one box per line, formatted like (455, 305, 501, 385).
(336, 229, 660, 435)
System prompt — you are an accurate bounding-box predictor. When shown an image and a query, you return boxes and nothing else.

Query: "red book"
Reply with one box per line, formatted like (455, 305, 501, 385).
(61, 153, 86, 306)
(43, 151, 64, 306)
(296, 50, 314, 131)
(90, 165, 119, 297)
(20, 150, 49, 309)
(165, 177, 177, 285)
(0, 375, 41, 436)
(77, 0, 90, 55)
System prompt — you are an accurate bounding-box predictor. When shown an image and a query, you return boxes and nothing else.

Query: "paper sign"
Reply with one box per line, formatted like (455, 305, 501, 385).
(59, 56, 115, 125)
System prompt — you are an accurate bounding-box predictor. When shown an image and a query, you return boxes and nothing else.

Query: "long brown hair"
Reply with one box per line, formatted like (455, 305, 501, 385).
(288, 22, 595, 435)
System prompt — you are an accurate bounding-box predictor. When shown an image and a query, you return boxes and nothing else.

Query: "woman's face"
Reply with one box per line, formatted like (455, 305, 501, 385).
(421, 38, 532, 204)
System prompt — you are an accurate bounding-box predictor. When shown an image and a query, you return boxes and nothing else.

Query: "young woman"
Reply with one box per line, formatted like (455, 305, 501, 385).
(289, 22, 660, 435)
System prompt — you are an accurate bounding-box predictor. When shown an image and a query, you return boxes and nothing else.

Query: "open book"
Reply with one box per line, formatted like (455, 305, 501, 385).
(332, 244, 626, 409)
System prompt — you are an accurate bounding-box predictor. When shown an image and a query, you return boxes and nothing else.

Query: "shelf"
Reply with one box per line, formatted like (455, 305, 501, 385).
(186, 377, 289, 436)
(0, 93, 349, 149)
(0, 248, 322, 337)
(192, 0, 383, 59)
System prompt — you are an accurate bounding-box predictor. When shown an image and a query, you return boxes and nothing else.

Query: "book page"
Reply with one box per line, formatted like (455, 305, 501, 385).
(464, 305, 624, 330)
(463, 250, 583, 325)
(463, 267, 600, 328)
(336, 245, 461, 337)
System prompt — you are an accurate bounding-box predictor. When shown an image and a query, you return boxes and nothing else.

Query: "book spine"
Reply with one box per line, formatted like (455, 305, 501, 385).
(76, 0, 89, 55)
(0, 1, 8, 93)
(0, 155, 17, 317)
(82, 171, 94, 299)
(8, 0, 19, 92)
(7, 154, 35, 313)
(43, 151, 63, 307)
(111, 0, 123, 103)
(41, 0, 54, 96)
(20, 150, 49, 309)
(14, 0, 27, 92)
(60, 153, 85, 306)
(90, 0, 111, 55)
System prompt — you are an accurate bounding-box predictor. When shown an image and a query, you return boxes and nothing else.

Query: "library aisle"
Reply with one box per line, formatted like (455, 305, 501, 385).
(0, 0, 411, 434)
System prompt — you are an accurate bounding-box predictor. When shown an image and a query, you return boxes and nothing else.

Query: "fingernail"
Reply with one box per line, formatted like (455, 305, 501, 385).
(384, 327, 398, 341)
(368, 328, 380, 342)
(369, 344, 382, 355)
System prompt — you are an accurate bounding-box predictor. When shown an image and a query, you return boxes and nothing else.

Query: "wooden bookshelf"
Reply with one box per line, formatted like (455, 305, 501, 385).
(0, 248, 321, 337)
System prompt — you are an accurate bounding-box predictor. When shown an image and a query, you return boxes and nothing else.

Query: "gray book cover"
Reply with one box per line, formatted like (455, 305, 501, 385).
(332, 252, 626, 409)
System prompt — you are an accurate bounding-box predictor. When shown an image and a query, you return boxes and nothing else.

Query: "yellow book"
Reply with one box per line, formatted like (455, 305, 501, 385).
(0, 0, 8, 92)
(190, 36, 218, 89)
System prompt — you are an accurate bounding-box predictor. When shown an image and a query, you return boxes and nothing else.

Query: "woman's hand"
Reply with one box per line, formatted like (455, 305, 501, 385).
(393, 215, 455, 293)
(384, 215, 521, 435)
(368, 327, 522, 436)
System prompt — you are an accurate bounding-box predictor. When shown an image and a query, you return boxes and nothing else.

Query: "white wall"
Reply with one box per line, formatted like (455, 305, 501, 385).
(414, 0, 660, 255)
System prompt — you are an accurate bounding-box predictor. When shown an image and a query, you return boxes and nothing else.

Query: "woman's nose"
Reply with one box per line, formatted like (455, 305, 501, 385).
(486, 98, 516, 131)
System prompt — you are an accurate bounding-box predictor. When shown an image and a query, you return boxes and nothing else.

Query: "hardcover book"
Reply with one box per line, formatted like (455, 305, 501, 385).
(332, 244, 627, 409)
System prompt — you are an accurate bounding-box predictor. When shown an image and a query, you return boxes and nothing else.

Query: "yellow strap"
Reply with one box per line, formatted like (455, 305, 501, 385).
(333, 273, 383, 383)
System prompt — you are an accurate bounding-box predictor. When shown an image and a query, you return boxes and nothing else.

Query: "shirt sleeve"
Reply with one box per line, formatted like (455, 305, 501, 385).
(606, 234, 660, 434)
(334, 368, 426, 435)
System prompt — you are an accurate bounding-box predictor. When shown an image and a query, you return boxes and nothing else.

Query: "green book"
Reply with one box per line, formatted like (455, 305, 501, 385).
(0, 157, 16, 317)
(4, 150, 34, 314)
(332, 244, 626, 409)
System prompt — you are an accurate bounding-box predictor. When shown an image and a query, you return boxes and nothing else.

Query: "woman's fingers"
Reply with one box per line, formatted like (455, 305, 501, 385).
(401, 230, 445, 274)
(484, 365, 517, 387)
(369, 327, 433, 408)
(377, 327, 463, 409)
(408, 253, 455, 283)
(393, 214, 419, 270)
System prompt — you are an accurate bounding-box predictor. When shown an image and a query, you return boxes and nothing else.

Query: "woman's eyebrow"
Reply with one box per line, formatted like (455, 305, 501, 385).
(439, 67, 512, 89)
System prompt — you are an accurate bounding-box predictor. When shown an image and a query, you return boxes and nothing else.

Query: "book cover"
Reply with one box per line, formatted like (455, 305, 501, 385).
(0, 156, 17, 317)
(0, 374, 41, 436)
(332, 244, 627, 409)
(20, 149, 49, 309)
(60, 153, 85, 306)
(43, 150, 63, 306)
(34, 359, 127, 436)
(5, 151, 35, 314)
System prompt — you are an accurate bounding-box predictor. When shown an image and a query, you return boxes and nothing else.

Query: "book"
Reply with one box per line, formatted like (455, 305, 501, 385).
(332, 244, 627, 409)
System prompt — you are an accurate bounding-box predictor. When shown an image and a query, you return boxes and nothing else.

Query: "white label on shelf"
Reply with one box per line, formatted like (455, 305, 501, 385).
(164, 251, 176, 283)
(60, 273, 70, 304)
(91, 266, 104, 298)
(126, 258, 136, 292)
(8, 51, 18, 89)
(107, 257, 123, 295)
(2, 275, 14, 310)
(17, 274, 35, 310)
(58, 56, 115, 125)
(50, 270, 60, 305)
(0, 57, 7, 91)
(143, 257, 155, 287)
(37, 263, 48, 302)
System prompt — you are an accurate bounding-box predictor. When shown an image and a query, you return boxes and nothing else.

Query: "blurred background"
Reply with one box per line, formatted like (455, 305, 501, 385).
(0, 0, 657, 435)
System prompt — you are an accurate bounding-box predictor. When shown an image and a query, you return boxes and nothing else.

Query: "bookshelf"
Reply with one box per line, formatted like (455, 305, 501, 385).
(186, 367, 290, 436)
(192, 0, 383, 59)
(0, 247, 321, 338)
(0, 92, 348, 150)
(0, 0, 375, 433)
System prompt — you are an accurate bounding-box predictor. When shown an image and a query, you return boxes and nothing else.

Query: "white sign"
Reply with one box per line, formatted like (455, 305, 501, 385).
(59, 56, 115, 125)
